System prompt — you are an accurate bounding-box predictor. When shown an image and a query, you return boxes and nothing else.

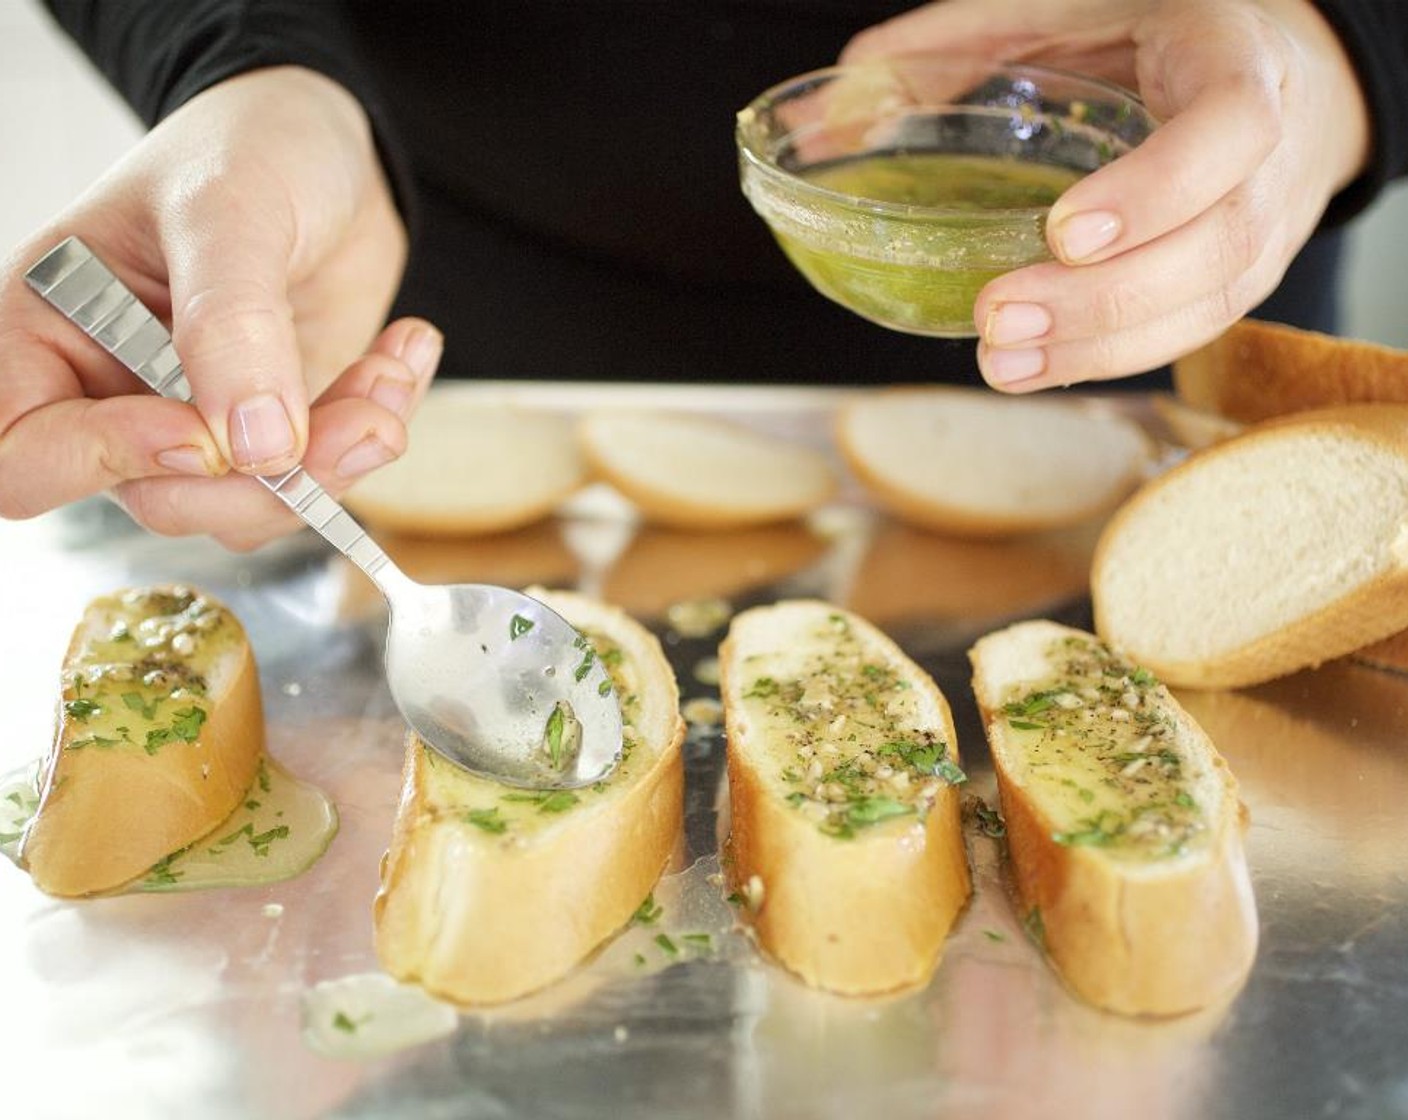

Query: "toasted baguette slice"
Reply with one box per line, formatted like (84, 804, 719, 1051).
(720, 600, 971, 995)
(345, 392, 587, 536)
(969, 619, 1257, 1016)
(837, 387, 1153, 538)
(1173, 318, 1408, 425)
(578, 410, 836, 529)
(1093, 404, 1408, 689)
(20, 586, 264, 897)
(374, 589, 685, 1005)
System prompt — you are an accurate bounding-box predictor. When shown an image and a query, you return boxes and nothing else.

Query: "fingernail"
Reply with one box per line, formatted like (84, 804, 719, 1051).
(1057, 210, 1121, 262)
(369, 374, 415, 417)
(230, 393, 296, 470)
(985, 302, 1052, 347)
(400, 327, 443, 379)
(983, 346, 1047, 385)
(156, 444, 223, 477)
(335, 434, 397, 479)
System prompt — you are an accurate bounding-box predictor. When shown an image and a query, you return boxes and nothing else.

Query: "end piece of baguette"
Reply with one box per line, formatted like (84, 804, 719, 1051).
(837, 387, 1153, 538)
(578, 410, 836, 529)
(1173, 318, 1408, 425)
(1093, 404, 1408, 689)
(969, 619, 1257, 1016)
(720, 600, 971, 995)
(345, 393, 587, 536)
(20, 586, 264, 897)
(373, 589, 685, 1005)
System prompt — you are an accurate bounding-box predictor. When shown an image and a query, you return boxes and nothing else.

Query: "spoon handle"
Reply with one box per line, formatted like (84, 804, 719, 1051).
(24, 237, 398, 587)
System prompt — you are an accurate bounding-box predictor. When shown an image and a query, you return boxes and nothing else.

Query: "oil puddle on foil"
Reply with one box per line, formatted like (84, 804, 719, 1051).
(0, 754, 337, 893)
(301, 972, 459, 1061)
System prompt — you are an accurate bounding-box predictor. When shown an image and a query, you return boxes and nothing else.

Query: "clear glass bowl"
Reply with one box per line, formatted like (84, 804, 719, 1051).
(736, 57, 1157, 338)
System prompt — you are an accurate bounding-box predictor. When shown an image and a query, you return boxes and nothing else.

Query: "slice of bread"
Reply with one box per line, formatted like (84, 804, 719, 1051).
(1092, 404, 1408, 689)
(373, 588, 685, 1005)
(578, 410, 837, 529)
(1173, 318, 1408, 425)
(345, 392, 588, 536)
(837, 387, 1153, 538)
(20, 585, 265, 897)
(969, 619, 1257, 1016)
(719, 600, 971, 995)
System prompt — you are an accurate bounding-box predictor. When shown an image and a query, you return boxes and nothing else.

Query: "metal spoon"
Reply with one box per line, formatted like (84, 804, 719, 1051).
(25, 237, 622, 789)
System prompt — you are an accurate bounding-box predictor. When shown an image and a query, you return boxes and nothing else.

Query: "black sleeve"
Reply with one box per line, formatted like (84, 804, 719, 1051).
(1312, 0, 1408, 225)
(39, 0, 418, 230)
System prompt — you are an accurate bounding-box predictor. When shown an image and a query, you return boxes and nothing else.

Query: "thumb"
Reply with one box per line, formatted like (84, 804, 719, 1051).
(162, 211, 308, 475)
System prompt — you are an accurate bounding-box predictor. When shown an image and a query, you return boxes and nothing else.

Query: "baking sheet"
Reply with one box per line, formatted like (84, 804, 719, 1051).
(1, 384, 1405, 1120)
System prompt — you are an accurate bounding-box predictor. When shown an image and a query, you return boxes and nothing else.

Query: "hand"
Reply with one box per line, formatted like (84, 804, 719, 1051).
(0, 66, 440, 549)
(844, 0, 1372, 390)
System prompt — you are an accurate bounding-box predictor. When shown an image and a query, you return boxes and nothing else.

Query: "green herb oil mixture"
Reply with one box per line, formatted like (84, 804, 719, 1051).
(775, 152, 1081, 336)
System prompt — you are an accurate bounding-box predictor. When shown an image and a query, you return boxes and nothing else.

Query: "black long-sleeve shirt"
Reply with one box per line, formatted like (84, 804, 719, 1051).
(39, 1, 1408, 385)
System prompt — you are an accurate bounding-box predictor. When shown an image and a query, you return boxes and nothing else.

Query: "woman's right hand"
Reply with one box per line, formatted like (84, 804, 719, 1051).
(0, 65, 441, 550)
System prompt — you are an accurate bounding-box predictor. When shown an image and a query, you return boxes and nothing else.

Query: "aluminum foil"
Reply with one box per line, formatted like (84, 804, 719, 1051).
(1, 385, 1404, 1120)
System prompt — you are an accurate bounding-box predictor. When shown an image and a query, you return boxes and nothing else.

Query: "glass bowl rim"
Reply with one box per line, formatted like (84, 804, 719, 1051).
(736, 55, 1155, 222)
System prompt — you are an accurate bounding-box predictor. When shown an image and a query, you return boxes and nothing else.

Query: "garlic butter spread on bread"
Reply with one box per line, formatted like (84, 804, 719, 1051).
(720, 600, 971, 996)
(970, 620, 1258, 1017)
(374, 589, 685, 1006)
(21, 585, 265, 897)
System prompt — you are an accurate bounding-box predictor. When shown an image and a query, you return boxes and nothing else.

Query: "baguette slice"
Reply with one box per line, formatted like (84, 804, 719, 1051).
(837, 387, 1153, 538)
(578, 410, 837, 529)
(969, 619, 1257, 1016)
(720, 600, 971, 995)
(345, 393, 587, 536)
(374, 589, 685, 1005)
(1173, 317, 1408, 425)
(20, 586, 264, 897)
(1093, 404, 1408, 689)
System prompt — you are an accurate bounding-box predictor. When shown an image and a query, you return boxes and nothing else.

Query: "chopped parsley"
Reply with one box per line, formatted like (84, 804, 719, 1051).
(633, 894, 663, 925)
(509, 614, 535, 641)
(63, 698, 102, 721)
(463, 807, 507, 834)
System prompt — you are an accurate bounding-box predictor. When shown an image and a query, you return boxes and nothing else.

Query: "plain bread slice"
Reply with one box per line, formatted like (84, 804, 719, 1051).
(837, 387, 1153, 537)
(345, 393, 587, 536)
(1093, 404, 1408, 688)
(578, 410, 836, 529)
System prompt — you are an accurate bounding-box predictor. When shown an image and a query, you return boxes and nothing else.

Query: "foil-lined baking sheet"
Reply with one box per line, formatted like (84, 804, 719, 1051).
(0, 384, 1404, 1120)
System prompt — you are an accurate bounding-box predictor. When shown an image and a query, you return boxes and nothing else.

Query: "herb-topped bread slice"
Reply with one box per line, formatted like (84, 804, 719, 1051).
(969, 619, 1258, 1016)
(20, 585, 265, 897)
(720, 600, 971, 995)
(373, 589, 685, 1005)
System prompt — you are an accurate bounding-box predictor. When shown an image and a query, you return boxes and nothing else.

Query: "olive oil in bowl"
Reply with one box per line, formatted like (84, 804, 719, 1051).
(736, 58, 1156, 337)
(761, 152, 1081, 337)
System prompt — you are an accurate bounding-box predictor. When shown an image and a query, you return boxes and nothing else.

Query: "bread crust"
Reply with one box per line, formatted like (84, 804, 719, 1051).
(1174, 318, 1408, 425)
(1092, 405, 1408, 689)
(373, 590, 685, 1005)
(21, 587, 265, 897)
(969, 620, 1258, 1017)
(720, 600, 971, 996)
